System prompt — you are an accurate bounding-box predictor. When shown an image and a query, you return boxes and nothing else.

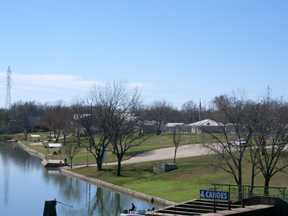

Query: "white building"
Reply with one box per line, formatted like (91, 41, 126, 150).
(47, 143, 63, 148)
(164, 123, 185, 133)
(187, 119, 223, 134)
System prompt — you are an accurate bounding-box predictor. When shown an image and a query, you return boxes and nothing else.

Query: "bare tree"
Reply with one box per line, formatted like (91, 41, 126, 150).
(98, 82, 145, 176)
(72, 101, 111, 171)
(172, 126, 182, 164)
(204, 95, 253, 200)
(181, 100, 200, 123)
(61, 107, 73, 146)
(0, 109, 9, 133)
(146, 101, 175, 135)
(41, 104, 72, 144)
(240, 101, 260, 196)
(42, 105, 63, 142)
(63, 140, 80, 168)
(251, 99, 288, 195)
(9, 101, 43, 140)
(247, 136, 259, 196)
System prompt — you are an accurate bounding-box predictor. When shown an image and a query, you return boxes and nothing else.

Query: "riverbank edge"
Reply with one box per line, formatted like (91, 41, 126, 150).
(61, 168, 176, 207)
(17, 141, 46, 160)
(16, 141, 176, 207)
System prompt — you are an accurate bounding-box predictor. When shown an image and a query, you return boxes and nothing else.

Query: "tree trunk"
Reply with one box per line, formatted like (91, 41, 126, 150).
(24, 130, 28, 141)
(96, 145, 107, 171)
(70, 157, 73, 169)
(173, 146, 177, 164)
(117, 157, 122, 176)
(49, 131, 52, 141)
(63, 133, 66, 146)
(96, 158, 103, 171)
(264, 176, 271, 196)
(238, 166, 243, 201)
(77, 129, 81, 147)
(238, 184, 243, 203)
(249, 164, 256, 197)
(156, 122, 161, 135)
(55, 131, 60, 142)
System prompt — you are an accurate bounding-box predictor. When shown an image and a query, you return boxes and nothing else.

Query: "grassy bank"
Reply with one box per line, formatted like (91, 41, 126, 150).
(15, 132, 215, 165)
(72, 155, 288, 203)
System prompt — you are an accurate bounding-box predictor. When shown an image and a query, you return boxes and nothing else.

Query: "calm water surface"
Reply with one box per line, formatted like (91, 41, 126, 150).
(0, 142, 153, 215)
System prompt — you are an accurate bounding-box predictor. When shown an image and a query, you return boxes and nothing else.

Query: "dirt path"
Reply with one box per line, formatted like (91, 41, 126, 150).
(116, 144, 210, 165)
(72, 144, 210, 169)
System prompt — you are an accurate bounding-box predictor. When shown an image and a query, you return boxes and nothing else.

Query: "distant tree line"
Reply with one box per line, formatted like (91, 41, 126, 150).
(0, 94, 215, 138)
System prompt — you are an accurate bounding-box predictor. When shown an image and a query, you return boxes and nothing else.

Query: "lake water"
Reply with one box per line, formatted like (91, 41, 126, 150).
(0, 142, 153, 215)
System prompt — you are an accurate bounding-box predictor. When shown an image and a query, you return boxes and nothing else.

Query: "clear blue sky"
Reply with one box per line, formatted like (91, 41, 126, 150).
(0, 0, 288, 107)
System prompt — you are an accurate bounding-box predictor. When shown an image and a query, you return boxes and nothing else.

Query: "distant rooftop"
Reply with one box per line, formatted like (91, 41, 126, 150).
(188, 119, 223, 127)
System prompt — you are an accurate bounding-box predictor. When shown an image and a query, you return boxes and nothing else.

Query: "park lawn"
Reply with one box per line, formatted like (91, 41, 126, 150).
(72, 155, 288, 203)
(125, 133, 217, 157)
(20, 132, 216, 165)
(28, 144, 117, 164)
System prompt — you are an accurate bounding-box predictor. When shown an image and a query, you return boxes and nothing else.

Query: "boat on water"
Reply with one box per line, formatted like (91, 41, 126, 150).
(121, 202, 155, 216)
(120, 209, 153, 216)
(120, 210, 145, 216)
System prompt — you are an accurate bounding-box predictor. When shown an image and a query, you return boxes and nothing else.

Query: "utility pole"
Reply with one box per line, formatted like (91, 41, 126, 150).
(5, 66, 12, 109)
(198, 99, 202, 121)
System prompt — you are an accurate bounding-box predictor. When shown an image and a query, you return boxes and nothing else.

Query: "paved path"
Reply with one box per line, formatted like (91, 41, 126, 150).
(71, 144, 210, 169)
(117, 144, 210, 165)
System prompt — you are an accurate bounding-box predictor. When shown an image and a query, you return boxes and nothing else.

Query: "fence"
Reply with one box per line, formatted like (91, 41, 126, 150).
(200, 184, 288, 204)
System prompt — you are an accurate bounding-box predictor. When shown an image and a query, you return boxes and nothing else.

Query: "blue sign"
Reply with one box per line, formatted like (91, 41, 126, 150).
(200, 190, 229, 201)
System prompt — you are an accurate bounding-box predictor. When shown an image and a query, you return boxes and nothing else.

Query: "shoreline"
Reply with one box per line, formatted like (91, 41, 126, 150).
(61, 168, 175, 207)
(16, 141, 176, 207)
(16, 141, 46, 160)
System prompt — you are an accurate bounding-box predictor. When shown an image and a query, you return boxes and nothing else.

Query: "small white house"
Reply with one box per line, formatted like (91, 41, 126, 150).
(30, 134, 41, 138)
(166, 123, 185, 127)
(187, 119, 223, 134)
(164, 123, 185, 133)
(30, 134, 41, 142)
(47, 143, 62, 148)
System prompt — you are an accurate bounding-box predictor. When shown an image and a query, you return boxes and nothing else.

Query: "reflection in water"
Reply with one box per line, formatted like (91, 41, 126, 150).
(0, 142, 154, 215)
(2, 153, 9, 205)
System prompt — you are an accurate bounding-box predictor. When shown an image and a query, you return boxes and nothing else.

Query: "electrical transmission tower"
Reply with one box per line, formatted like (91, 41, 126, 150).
(5, 66, 12, 109)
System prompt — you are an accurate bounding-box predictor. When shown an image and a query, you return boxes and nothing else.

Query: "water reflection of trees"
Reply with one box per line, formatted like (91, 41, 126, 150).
(1, 149, 10, 206)
(40, 169, 82, 202)
(57, 186, 123, 216)
(0, 143, 41, 206)
(0, 143, 41, 171)
(57, 184, 151, 216)
(0, 143, 152, 215)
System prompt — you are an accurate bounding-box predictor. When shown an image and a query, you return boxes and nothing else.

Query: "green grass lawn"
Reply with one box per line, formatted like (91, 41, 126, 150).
(125, 133, 216, 157)
(18, 132, 217, 165)
(12, 131, 288, 203)
(72, 155, 288, 203)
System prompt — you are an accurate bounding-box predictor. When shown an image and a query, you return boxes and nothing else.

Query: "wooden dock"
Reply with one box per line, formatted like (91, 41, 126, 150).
(41, 159, 66, 168)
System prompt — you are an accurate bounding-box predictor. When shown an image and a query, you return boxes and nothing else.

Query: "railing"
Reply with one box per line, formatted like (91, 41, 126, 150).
(207, 184, 288, 203)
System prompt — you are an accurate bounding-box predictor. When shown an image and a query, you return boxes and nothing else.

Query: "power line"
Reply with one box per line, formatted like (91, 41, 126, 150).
(5, 66, 12, 109)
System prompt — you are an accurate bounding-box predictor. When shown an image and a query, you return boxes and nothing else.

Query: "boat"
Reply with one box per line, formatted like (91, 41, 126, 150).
(120, 210, 149, 216)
